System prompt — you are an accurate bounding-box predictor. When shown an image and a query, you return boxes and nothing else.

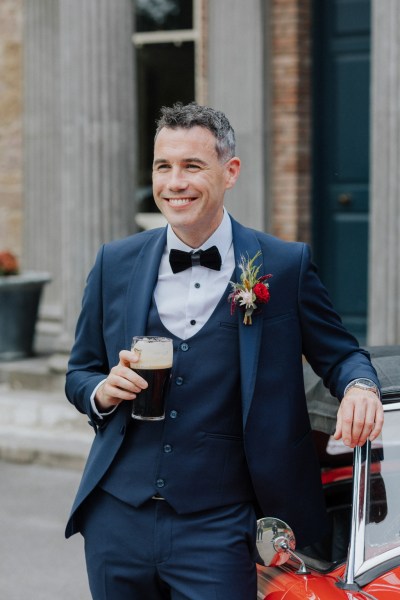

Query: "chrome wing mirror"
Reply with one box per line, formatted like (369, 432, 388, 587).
(256, 517, 310, 574)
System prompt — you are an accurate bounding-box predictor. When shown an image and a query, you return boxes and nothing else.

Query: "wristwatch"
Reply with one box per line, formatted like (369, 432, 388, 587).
(344, 378, 380, 399)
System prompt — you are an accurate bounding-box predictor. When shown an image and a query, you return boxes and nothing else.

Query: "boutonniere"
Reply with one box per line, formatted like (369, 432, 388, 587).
(228, 251, 272, 325)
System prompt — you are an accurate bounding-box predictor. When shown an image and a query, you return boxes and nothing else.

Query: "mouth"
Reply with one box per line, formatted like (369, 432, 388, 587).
(165, 198, 195, 207)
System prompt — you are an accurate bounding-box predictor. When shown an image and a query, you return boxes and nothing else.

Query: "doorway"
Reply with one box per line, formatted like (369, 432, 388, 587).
(313, 0, 371, 342)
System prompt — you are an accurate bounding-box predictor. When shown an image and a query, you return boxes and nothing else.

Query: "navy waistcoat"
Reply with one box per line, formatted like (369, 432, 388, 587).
(100, 288, 255, 514)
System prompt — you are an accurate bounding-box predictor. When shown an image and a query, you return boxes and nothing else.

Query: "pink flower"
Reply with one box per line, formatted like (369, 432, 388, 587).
(238, 290, 255, 307)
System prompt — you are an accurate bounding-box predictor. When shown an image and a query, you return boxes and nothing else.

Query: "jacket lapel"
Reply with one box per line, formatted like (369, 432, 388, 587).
(124, 218, 264, 428)
(231, 217, 264, 428)
(124, 228, 167, 350)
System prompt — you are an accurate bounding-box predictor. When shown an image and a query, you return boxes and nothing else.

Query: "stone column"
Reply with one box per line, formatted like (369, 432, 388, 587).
(58, 0, 136, 354)
(23, 0, 136, 356)
(207, 0, 265, 230)
(0, 0, 23, 258)
(23, 0, 62, 346)
(368, 1, 400, 344)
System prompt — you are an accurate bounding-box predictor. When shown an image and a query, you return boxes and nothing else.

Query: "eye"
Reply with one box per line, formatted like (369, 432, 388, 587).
(186, 163, 202, 172)
(154, 163, 170, 172)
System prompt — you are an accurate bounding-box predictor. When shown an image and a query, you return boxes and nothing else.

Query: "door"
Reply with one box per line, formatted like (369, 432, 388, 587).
(313, 0, 371, 342)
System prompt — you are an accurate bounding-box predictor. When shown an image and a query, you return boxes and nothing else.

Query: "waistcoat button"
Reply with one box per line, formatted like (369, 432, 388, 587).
(175, 377, 183, 386)
(180, 342, 189, 352)
(163, 444, 172, 453)
(156, 478, 165, 488)
(169, 410, 178, 419)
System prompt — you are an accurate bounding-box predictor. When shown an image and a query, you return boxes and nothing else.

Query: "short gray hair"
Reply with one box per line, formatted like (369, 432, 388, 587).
(155, 102, 236, 162)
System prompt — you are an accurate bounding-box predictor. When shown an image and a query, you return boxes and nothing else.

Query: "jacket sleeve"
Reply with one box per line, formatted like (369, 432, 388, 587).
(65, 245, 110, 421)
(297, 244, 380, 399)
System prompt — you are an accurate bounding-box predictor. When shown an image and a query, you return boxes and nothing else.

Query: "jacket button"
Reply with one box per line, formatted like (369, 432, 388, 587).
(163, 444, 172, 453)
(156, 478, 165, 488)
(169, 410, 178, 419)
(180, 342, 189, 352)
(175, 377, 183, 386)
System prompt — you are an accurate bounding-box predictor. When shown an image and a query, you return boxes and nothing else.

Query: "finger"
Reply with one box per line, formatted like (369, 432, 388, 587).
(338, 401, 356, 448)
(369, 403, 385, 441)
(118, 349, 139, 366)
(102, 376, 135, 402)
(333, 405, 343, 441)
(111, 362, 148, 390)
(108, 371, 147, 394)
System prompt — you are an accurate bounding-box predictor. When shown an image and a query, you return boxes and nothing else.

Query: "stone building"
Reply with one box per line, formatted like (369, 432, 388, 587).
(0, 0, 399, 362)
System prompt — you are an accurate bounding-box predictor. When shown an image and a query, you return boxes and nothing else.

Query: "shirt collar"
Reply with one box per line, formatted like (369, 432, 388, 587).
(166, 208, 233, 264)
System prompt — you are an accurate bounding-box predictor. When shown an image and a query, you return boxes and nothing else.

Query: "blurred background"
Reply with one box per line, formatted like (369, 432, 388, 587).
(1, 0, 400, 360)
(1, 1, 400, 597)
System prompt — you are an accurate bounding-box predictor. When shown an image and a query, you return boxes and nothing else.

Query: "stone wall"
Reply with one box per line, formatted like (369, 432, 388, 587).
(0, 0, 23, 259)
(270, 0, 312, 242)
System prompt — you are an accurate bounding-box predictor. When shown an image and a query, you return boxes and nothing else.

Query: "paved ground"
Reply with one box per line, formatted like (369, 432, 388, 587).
(0, 461, 91, 600)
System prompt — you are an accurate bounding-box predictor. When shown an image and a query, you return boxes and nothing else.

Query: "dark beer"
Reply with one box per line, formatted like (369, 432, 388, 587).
(131, 336, 173, 421)
(131, 366, 172, 420)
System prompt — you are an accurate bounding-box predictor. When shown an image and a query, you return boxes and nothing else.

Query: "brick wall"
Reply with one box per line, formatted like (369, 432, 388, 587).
(270, 0, 312, 243)
(0, 0, 23, 259)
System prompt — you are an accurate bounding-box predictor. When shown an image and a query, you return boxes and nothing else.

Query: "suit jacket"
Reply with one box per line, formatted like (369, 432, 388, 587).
(65, 215, 379, 545)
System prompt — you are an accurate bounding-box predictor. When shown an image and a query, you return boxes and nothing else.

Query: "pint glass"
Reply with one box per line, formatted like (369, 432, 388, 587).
(130, 336, 173, 420)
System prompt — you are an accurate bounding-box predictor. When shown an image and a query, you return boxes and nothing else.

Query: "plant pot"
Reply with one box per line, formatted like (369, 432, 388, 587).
(0, 272, 51, 361)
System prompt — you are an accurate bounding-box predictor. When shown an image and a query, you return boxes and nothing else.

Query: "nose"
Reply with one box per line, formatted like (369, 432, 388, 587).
(167, 166, 189, 191)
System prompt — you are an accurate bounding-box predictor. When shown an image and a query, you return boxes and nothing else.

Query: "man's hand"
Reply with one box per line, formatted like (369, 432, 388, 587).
(95, 350, 148, 413)
(333, 387, 384, 448)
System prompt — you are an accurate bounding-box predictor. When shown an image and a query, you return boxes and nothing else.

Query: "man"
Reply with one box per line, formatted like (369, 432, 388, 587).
(65, 102, 383, 599)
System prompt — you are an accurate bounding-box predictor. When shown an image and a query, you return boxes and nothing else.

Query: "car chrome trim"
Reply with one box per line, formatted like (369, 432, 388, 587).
(357, 546, 400, 578)
(343, 443, 370, 586)
(347, 402, 400, 585)
(382, 400, 400, 411)
(356, 555, 400, 587)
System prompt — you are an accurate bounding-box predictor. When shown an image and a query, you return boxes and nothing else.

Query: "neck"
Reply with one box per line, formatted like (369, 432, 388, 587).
(171, 213, 225, 249)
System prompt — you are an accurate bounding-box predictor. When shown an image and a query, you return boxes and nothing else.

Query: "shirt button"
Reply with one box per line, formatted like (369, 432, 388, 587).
(169, 410, 178, 419)
(194, 282, 200, 288)
(156, 478, 165, 488)
(163, 444, 172, 453)
(190, 319, 196, 326)
(175, 377, 183, 386)
(180, 342, 189, 352)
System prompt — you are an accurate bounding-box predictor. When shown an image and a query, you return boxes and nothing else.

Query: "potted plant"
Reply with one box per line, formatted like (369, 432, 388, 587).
(0, 251, 51, 361)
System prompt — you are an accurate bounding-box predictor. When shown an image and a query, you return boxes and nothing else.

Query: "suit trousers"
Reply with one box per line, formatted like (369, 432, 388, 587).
(80, 487, 258, 600)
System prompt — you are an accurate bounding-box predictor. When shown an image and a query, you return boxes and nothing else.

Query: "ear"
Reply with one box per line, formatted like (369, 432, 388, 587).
(224, 157, 241, 190)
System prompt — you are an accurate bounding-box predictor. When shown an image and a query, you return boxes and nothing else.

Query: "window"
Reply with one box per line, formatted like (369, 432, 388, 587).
(133, 0, 206, 221)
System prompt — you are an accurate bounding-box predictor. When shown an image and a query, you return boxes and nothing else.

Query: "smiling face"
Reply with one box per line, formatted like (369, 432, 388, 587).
(152, 126, 240, 248)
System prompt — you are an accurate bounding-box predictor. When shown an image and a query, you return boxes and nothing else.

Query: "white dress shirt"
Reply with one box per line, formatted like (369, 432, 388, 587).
(154, 208, 235, 340)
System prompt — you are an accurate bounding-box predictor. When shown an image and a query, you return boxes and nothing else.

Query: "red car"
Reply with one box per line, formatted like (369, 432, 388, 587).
(256, 348, 400, 599)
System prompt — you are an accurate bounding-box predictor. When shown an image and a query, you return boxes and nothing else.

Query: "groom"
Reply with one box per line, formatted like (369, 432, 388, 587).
(65, 102, 383, 599)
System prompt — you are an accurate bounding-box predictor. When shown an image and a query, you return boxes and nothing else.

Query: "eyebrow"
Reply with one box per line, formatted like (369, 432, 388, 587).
(153, 157, 208, 166)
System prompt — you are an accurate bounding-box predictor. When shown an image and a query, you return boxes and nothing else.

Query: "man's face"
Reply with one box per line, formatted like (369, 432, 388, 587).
(152, 126, 240, 247)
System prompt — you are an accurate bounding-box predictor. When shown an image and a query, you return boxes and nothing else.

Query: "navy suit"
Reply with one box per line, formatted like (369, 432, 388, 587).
(65, 216, 378, 587)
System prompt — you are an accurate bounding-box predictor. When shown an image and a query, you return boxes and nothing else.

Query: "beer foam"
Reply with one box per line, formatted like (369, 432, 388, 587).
(132, 338, 173, 369)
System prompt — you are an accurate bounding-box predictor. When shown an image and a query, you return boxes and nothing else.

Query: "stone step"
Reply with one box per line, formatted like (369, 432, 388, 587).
(0, 383, 92, 470)
(0, 355, 65, 392)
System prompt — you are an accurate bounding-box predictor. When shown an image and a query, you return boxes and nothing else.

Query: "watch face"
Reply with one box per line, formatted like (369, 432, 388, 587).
(355, 379, 375, 388)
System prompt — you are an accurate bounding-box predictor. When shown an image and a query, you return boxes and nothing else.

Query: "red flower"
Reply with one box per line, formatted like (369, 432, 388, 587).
(0, 251, 19, 276)
(253, 282, 270, 303)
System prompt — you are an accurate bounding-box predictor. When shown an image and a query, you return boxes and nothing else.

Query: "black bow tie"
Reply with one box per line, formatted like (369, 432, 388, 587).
(169, 245, 222, 274)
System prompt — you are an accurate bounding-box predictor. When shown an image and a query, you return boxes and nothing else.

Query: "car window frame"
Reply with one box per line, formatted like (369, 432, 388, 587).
(343, 400, 400, 586)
